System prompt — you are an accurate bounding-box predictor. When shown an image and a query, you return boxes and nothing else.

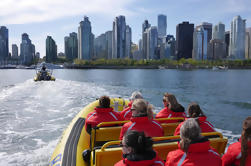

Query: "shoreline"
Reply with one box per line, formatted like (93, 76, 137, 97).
(63, 64, 251, 70)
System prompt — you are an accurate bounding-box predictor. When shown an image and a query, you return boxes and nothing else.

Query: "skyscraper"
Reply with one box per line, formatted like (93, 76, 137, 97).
(246, 28, 251, 59)
(12, 44, 18, 59)
(146, 26, 158, 59)
(105, 31, 113, 59)
(65, 32, 78, 61)
(94, 33, 106, 59)
(176, 22, 194, 59)
(212, 22, 225, 41)
(229, 15, 246, 59)
(126, 25, 132, 58)
(20, 33, 34, 65)
(78, 16, 93, 60)
(0, 26, 9, 61)
(193, 27, 208, 60)
(46, 36, 57, 63)
(142, 20, 151, 59)
(225, 31, 230, 57)
(158, 14, 167, 38)
(196, 22, 212, 43)
(112, 15, 127, 59)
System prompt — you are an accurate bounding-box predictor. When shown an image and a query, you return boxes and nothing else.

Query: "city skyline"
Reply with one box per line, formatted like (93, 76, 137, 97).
(1, 0, 251, 57)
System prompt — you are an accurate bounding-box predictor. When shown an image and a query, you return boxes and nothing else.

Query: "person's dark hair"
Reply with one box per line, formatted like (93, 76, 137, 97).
(188, 102, 205, 118)
(165, 94, 180, 110)
(99, 96, 110, 108)
(124, 130, 153, 154)
(240, 116, 251, 166)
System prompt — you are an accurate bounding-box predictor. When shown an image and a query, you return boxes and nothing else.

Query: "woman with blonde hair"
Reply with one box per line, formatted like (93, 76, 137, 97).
(156, 93, 186, 123)
(165, 118, 221, 166)
(119, 99, 164, 140)
(222, 117, 251, 166)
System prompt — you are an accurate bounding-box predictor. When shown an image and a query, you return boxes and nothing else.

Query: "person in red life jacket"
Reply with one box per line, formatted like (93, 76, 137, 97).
(85, 96, 124, 134)
(222, 116, 251, 166)
(120, 91, 143, 120)
(174, 102, 215, 135)
(115, 130, 164, 166)
(119, 99, 164, 140)
(165, 118, 221, 166)
(156, 93, 186, 123)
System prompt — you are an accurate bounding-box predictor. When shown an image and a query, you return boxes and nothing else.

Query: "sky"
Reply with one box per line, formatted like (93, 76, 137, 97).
(1, 0, 251, 57)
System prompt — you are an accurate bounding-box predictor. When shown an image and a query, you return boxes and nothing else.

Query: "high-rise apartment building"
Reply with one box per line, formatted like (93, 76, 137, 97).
(246, 28, 251, 59)
(142, 20, 151, 59)
(0, 26, 9, 61)
(125, 25, 132, 58)
(65, 32, 78, 61)
(46, 36, 57, 63)
(158, 14, 167, 38)
(146, 26, 158, 59)
(193, 27, 208, 60)
(12, 44, 18, 59)
(78, 16, 93, 60)
(176, 22, 194, 59)
(112, 16, 127, 59)
(229, 15, 246, 59)
(20, 33, 34, 65)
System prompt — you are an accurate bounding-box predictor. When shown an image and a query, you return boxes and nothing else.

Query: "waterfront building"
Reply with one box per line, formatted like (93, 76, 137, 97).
(46, 36, 57, 63)
(105, 31, 113, 59)
(146, 26, 158, 59)
(176, 22, 194, 59)
(225, 31, 230, 57)
(229, 15, 246, 59)
(208, 39, 227, 60)
(193, 27, 208, 60)
(158, 14, 167, 38)
(142, 20, 151, 59)
(160, 35, 175, 59)
(245, 28, 251, 59)
(212, 22, 225, 41)
(64, 32, 78, 61)
(196, 22, 212, 43)
(12, 44, 18, 59)
(112, 15, 127, 59)
(94, 33, 106, 59)
(0, 26, 9, 61)
(78, 16, 93, 60)
(20, 33, 34, 65)
(126, 25, 132, 58)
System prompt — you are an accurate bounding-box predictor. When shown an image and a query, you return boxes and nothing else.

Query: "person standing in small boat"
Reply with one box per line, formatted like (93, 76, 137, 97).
(222, 116, 251, 166)
(115, 130, 164, 166)
(174, 102, 215, 135)
(119, 99, 163, 140)
(156, 93, 186, 123)
(85, 96, 124, 134)
(165, 118, 221, 166)
(120, 91, 143, 120)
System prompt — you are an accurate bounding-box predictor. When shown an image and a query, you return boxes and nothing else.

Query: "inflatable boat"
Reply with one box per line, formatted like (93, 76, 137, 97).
(34, 70, 56, 81)
(49, 98, 228, 166)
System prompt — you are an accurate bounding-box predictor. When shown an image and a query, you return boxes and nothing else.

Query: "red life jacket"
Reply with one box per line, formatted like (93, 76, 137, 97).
(222, 140, 251, 166)
(165, 139, 221, 166)
(85, 107, 124, 128)
(115, 151, 164, 166)
(174, 116, 215, 135)
(155, 106, 186, 123)
(119, 116, 164, 140)
(120, 101, 133, 120)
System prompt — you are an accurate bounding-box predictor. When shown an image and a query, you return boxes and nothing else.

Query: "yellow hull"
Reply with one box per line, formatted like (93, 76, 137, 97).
(34, 76, 56, 81)
(49, 98, 128, 166)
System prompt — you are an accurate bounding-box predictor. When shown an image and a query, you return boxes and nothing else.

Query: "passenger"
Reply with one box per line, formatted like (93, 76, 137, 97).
(115, 130, 164, 166)
(119, 99, 164, 140)
(85, 96, 124, 134)
(120, 91, 143, 120)
(156, 93, 186, 123)
(174, 102, 215, 135)
(165, 118, 221, 166)
(222, 116, 251, 166)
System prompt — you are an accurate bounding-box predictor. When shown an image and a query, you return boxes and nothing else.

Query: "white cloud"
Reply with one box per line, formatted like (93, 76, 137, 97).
(0, 0, 135, 24)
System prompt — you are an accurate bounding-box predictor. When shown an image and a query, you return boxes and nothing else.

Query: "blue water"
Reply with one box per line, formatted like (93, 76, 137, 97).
(0, 69, 250, 165)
